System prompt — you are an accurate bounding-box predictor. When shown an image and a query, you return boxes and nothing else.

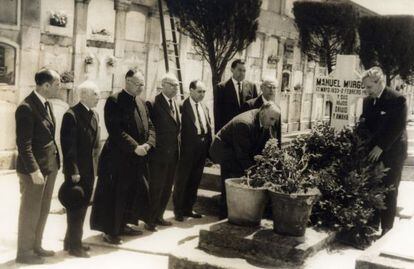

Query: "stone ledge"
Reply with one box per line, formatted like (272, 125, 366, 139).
(198, 220, 335, 267)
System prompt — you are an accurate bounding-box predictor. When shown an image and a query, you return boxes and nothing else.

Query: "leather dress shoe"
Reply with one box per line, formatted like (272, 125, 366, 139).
(144, 223, 157, 232)
(34, 248, 55, 257)
(16, 254, 45, 264)
(184, 212, 202, 218)
(156, 219, 172, 226)
(103, 234, 123, 245)
(69, 248, 90, 258)
(175, 215, 184, 222)
(121, 226, 143, 236)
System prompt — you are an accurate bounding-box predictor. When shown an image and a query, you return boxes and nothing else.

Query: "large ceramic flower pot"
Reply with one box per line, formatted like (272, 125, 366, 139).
(225, 178, 268, 226)
(269, 188, 320, 236)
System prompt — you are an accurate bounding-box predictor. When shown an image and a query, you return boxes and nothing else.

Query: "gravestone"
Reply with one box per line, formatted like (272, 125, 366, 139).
(314, 55, 365, 130)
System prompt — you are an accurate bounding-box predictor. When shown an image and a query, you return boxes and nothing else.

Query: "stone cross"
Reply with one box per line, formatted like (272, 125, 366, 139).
(314, 55, 366, 130)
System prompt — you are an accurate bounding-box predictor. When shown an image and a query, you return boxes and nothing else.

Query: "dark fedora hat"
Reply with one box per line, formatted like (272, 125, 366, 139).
(58, 181, 85, 210)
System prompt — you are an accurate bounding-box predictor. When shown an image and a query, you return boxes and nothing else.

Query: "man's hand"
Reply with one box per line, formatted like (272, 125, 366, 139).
(30, 170, 45, 185)
(368, 146, 383, 162)
(142, 143, 151, 152)
(71, 174, 81, 183)
(134, 145, 148, 156)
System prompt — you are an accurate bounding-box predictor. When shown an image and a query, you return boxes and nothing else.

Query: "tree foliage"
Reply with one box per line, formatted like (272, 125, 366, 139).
(166, 0, 261, 86)
(293, 1, 359, 73)
(359, 15, 414, 85)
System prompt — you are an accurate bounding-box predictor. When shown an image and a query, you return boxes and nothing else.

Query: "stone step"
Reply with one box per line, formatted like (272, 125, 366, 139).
(199, 166, 221, 192)
(193, 189, 221, 217)
(169, 238, 267, 269)
(198, 220, 336, 267)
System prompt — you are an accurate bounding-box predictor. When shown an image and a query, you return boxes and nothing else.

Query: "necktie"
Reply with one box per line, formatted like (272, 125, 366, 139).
(237, 82, 242, 106)
(168, 99, 174, 113)
(195, 103, 206, 135)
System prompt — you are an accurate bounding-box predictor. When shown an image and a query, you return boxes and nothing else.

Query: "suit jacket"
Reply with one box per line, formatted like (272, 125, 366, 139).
(214, 78, 258, 133)
(15, 91, 60, 175)
(180, 98, 212, 153)
(209, 109, 270, 174)
(360, 87, 408, 161)
(146, 93, 181, 163)
(98, 90, 156, 176)
(242, 95, 282, 148)
(61, 103, 100, 179)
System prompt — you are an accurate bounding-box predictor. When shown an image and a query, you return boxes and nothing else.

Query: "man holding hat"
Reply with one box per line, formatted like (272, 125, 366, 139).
(59, 81, 101, 258)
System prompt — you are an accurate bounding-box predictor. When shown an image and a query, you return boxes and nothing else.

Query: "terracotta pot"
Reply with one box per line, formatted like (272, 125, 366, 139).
(269, 188, 319, 236)
(225, 178, 268, 227)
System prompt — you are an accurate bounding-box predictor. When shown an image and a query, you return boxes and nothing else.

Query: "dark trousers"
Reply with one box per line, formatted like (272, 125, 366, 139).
(219, 161, 243, 217)
(376, 154, 405, 232)
(64, 206, 87, 250)
(173, 136, 209, 216)
(148, 158, 178, 223)
(17, 160, 58, 257)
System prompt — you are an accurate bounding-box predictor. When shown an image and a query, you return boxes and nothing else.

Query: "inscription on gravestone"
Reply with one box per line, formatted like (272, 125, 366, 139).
(314, 55, 366, 130)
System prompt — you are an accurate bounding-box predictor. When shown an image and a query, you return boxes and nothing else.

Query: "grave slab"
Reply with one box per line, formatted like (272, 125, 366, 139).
(198, 220, 335, 267)
(355, 219, 414, 269)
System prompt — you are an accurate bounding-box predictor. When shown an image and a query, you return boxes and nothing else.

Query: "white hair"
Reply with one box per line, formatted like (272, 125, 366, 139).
(361, 66, 385, 84)
(161, 72, 178, 84)
(261, 76, 279, 86)
(77, 80, 99, 100)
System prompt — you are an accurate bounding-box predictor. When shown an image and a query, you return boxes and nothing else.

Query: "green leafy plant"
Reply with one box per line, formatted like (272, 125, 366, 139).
(245, 138, 318, 194)
(49, 11, 67, 27)
(60, 71, 74, 83)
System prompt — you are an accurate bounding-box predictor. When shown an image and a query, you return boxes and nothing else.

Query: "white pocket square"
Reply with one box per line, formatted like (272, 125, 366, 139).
(380, 111, 386, 115)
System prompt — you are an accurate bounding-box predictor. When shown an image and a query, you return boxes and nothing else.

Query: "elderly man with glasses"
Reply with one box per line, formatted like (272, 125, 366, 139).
(145, 73, 181, 231)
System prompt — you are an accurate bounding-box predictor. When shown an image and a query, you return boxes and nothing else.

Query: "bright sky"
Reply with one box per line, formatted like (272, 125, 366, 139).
(352, 0, 414, 15)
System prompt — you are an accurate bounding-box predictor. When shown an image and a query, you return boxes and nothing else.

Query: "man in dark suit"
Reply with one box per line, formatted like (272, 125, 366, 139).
(210, 103, 281, 218)
(59, 81, 100, 258)
(173, 80, 212, 221)
(360, 66, 408, 236)
(146, 73, 181, 231)
(90, 70, 155, 244)
(214, 59, 258, 133)
(15, 69, 61, 264)
(243, 78, 282, 148)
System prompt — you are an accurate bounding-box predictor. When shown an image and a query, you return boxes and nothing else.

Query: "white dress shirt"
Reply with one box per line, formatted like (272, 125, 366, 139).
(162, 92, 177, 119)
(189, 97, 208, 135)
(34, 90, 52, 119)
(231, 77, 243, 106)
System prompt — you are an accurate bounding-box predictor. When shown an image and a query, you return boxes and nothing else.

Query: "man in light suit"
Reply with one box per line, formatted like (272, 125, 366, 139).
(243, 78, 282, 148)
(360, 66, 408, 236)
(210, 103, 281, 219)
(59, 81, 101, 258)
(91, 70, 155, 244)
(214, 59, 258, 133)
(146, 73, 181, 231)
(15, 68, 61, 264)
(173, 80, 212, 221)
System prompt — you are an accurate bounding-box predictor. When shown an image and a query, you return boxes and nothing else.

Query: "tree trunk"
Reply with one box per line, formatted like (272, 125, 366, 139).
(211, 64, 225, 134)
(386, 73, 391, 86)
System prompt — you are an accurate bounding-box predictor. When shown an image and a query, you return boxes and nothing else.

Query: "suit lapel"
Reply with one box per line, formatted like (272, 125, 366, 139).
(227, 79, 240, 107)
(29, 92, 55, 137)
(157, 93, 179, 125)
(255, 95, 264, 108)
(185, 99, 196, 128)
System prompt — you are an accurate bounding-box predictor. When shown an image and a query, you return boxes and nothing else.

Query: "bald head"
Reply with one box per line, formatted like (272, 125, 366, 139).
(260, 77, 278, 102)
(259, 102, 280, 129)
(78, 80, 99, 109)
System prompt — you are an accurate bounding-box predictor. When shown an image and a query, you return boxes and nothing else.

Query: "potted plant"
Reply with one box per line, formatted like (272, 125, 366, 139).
(225, 174, 268, 227)
(49, 11, 67, 27)
(255, 138, 320, 236)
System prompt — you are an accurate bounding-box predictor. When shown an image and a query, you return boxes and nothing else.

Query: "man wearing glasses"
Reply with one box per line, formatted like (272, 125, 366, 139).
(91, 69, 155, 244)
(145, 73, 181, 231)
(243, 78, 281, 148)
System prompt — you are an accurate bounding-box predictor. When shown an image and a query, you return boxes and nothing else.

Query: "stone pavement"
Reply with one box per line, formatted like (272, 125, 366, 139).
(0, 170, 413, 269)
